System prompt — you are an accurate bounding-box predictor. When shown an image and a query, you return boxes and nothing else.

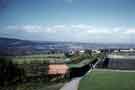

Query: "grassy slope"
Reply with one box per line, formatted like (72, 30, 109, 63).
(79, 69, 135, 90)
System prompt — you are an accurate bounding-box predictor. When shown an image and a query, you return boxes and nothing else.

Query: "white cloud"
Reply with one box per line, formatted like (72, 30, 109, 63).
(4, 24, 134, 34)
(52, 25, 66, 28)
(112, 27, 124, 32)
(71, 24, 92, 29)
(4, 24, 133, 34)
(87, 29, 111, 34)
(46, 27, 55, 33)
(6, 25, 45, 33)
(3, 24, 135, 43)
(124, 28, 135, 34)
(21, 25, 42, 32)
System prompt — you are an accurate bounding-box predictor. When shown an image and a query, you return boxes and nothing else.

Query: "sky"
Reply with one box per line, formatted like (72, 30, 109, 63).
(0, 0, 135, 43)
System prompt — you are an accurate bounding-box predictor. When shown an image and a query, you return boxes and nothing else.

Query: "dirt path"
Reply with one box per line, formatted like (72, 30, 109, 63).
(60, 77, 82, 90)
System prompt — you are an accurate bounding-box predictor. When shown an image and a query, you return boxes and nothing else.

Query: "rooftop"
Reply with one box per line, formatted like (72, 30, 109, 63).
(48, 64, 69, 75)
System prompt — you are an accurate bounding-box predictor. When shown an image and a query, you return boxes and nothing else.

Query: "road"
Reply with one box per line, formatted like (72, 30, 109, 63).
(60, 58, 101, 90)
(60, 77, 82, 90)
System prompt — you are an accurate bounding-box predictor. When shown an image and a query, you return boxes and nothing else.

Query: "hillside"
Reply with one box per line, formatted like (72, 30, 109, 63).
(0, 37, 135, 56)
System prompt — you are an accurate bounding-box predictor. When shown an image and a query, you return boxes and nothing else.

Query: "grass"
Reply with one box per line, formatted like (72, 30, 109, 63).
(9, 53, 104, 65)
(79, 69, 135, 90)
(14, 54, 65, 58)
(68, 53, 105, 68)
(11, 54, 65, 64)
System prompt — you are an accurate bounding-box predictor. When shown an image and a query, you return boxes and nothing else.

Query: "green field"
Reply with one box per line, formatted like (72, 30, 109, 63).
(68, 53, 104, 68)
(12, 54, 66, 64)
(11, 53, 103, 65)
(79, 69, 135, 90)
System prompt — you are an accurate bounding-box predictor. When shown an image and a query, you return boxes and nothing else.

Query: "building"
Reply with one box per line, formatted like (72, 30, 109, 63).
(48, 64, 69, 75)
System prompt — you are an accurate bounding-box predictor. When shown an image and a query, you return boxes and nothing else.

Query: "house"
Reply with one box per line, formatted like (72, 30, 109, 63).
(79, 50, 85, 54)
(48, 64, 69, 80)
(120, 48, 135, 53)
(92, 49, 101, 54)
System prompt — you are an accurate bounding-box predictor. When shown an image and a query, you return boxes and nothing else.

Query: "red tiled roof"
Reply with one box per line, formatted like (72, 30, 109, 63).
(48, 64, 69, 75)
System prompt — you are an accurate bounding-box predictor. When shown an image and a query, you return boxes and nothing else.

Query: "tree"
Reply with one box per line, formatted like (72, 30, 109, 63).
(85, 49, 92, 55)
(0, 56, 25, 86)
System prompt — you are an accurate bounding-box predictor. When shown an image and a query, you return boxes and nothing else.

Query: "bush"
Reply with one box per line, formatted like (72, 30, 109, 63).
(0, 56, 25, 86)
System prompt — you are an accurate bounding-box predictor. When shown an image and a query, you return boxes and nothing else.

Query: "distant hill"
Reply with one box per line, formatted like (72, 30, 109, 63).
(0, 37, 71, 56)
(0, 37, 134, 56)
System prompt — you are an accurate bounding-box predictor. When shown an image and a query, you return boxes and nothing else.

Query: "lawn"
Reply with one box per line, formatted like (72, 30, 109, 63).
(79, 69, 135, 90)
